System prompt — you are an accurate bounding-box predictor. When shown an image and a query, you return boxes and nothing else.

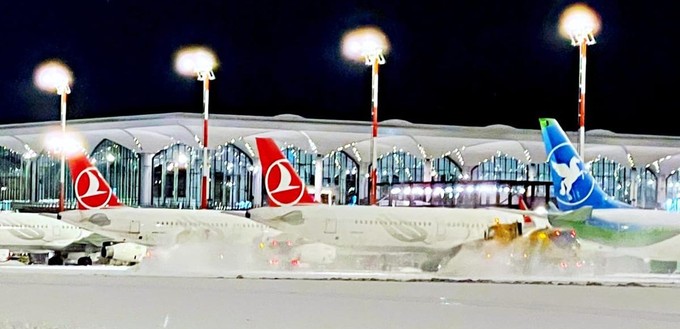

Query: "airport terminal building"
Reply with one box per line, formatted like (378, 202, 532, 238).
(2, 112, 680, 211)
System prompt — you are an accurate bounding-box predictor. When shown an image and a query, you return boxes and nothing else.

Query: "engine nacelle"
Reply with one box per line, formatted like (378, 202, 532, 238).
(0, 249, 10, 262)
(291, 243, 336, 265)
(101, 242, 147, 264)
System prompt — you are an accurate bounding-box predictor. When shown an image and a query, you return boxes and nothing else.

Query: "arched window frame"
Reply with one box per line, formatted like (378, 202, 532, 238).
(90, 139, 140, 207)
(431, 156, 463, 183)
(152, 143, 202, 209)
(636, 167, 657, 209)
(321, 150, 359, 205)
(470, 154, 526, 181)
(212, 143, 254, 210)
(375, 151, 424, 203)
(0, 146, 31, 208)
(589, 157, 631, 204)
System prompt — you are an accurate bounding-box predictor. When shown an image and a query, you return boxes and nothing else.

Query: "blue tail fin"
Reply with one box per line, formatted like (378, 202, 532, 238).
(539, 118, 632, 211)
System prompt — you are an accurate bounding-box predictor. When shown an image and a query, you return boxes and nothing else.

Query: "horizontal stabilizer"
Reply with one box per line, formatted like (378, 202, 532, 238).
(548, 206, 592, 223)
(484, 207, 540, 217)
(273, 211, 305, 225)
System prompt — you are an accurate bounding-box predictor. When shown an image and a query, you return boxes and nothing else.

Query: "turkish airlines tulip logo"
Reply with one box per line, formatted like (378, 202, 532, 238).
(265, 159, 305, 206)
(75, 168, 112, 209)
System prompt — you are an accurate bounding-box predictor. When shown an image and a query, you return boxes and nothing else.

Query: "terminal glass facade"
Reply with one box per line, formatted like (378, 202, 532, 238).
(530, 163, 551, 182)
(0, 147, 30, 209)
(590, 158, 631, 204)
(375, 151, 424, 204)
(212, 143, 253, 210)
(637, 168, 657, 209)
(90, 139, 140, 207)
(283, 147, 315, 188)
(431, 157, 463, 183)
(664, 172, 680, 212)
(152, 143, 203, 209)
(0, 137, 668, 212)
(471, 155, 526, 181)
(321, 151, 359, 205)
(152, 143, 254, 210)
(35, 151, 75, 209)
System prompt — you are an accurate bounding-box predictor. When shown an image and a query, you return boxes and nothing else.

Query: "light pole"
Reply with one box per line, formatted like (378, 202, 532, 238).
(34, 60, 73, 213)
(175, 46, 217, 210)
(106, 153, 116, 181)
(559, 3, 600, 160)
(342, 26, 389, 206)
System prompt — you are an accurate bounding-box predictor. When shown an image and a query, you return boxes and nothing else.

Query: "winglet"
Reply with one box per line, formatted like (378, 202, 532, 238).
(256, 137, 316, 207)
(67, 151, 123, 210)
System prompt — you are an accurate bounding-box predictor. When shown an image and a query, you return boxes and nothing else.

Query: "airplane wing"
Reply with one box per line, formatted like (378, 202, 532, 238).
(74, 233, 112, 248)
(547, 206, 593, 224)
(484, 207, 544, 217)
(547, 201, 560, 212)
(485, 206, 592, 228)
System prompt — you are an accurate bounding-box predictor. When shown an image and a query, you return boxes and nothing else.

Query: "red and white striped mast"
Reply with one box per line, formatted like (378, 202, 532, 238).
(34, 60, 73, 213)
(341, 26, 389, 206)
(560, 3, 600, 160)
(175, 46, 217, 209)
(365, 49, 386, 206)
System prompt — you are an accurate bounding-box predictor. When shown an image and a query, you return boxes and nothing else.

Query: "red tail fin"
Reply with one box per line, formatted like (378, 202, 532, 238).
(518, 196, 532, 224)
(68, 151, 124, 210)
(255, 137, 316, 207)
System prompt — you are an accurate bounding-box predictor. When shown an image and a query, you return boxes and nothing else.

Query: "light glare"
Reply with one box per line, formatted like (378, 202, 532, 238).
(45, 131, 84, 157)
(174, 46, 218, 76)
(34, 60, 72, 93)
(341, 26, 390, 61)
(559, 3, 601, 39)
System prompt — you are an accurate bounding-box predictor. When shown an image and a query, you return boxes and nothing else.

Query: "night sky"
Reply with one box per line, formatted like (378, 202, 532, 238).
(1, 1, 677, 135)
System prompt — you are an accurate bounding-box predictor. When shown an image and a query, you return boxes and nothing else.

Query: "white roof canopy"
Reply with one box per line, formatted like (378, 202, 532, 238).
(2, 112, 680, 175)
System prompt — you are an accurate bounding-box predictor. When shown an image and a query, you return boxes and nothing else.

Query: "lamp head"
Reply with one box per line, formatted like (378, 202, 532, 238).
(34, 60, 73, 94)
(175, 46, 218, 77)
(559, 3, 601, 45)
(341, 26, 390, 64)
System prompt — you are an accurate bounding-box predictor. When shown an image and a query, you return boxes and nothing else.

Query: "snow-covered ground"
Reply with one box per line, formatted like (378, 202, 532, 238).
(1, 242, 679, 329)
(1, 264, 680, 329)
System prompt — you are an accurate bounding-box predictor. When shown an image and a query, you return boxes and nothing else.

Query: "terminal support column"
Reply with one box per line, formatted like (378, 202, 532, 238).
(359, 162, 370, 205)
(140, 153, 153, 207)
(314, 155, 323, 203)
(252, 159, 262, 207)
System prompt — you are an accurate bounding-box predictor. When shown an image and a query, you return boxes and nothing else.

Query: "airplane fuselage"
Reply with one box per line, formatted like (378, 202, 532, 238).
(550, 208, 680, 262)
(247, 205, 525, 254)
(0, 211, 91, 252)
(59, 207, 279, 247)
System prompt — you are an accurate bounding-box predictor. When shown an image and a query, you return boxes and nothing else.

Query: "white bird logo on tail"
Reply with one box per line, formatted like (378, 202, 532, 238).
(550, 156, 585, 201)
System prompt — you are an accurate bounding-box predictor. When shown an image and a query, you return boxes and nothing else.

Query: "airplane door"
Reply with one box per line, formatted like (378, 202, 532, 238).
(53, 224, 61, 237)
(129, 220, 141, 234)
(436, 221, 446, 240)
(324, 217, 337, 234)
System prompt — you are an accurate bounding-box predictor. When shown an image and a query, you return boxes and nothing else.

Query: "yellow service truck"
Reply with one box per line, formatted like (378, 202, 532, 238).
(482, 220, 587, 275)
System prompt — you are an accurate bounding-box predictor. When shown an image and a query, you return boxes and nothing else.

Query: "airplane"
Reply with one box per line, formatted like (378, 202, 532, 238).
(246, 137, 576, 272)
(0, 210, 102, 265)
(58, 151, 291, 266)
(540, 117, 680, 266)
